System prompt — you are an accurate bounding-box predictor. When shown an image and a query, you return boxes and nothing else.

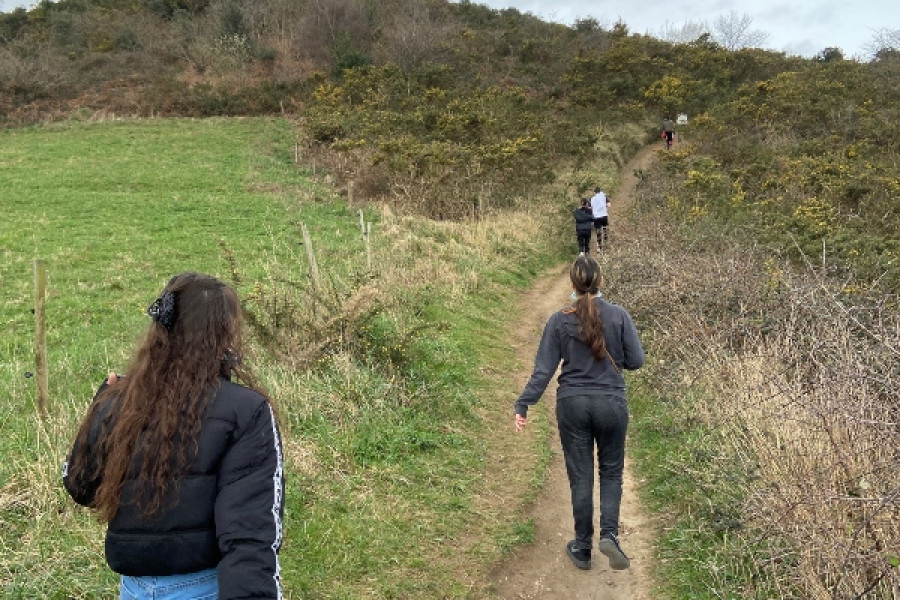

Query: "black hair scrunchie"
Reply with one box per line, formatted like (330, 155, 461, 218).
(147, 291, 177, 331)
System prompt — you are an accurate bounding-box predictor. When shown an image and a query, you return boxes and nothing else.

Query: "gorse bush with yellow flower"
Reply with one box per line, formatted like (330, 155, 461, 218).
(649, 56, 900, 293)
(628, 52, 900, 599)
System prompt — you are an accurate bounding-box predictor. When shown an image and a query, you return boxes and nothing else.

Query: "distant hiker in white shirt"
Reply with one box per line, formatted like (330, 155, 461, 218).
(590, 187, 610, 253)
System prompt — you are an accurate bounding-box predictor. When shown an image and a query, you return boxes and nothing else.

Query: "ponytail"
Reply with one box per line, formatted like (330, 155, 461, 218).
(569, 256, 607, 363)
(574, 293, 607, 363)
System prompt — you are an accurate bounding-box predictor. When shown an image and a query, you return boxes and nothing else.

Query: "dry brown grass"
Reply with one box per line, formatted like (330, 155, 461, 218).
(730, 274, 899, 598)
(614, 174, 900, 597)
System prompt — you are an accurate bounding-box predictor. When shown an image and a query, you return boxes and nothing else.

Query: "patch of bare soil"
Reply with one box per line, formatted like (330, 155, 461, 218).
(488, 143, 661, 600)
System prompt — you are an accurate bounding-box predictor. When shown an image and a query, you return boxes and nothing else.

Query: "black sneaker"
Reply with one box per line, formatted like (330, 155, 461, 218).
(566, 540, 591, 570)
(597, 534, 630, 570)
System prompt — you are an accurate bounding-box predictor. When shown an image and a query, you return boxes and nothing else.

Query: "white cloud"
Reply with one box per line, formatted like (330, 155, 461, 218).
(467, 0, 899, 58)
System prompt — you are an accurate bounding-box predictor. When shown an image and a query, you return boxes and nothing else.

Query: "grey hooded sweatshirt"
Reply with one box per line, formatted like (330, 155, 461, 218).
(515, 296, 644, 417)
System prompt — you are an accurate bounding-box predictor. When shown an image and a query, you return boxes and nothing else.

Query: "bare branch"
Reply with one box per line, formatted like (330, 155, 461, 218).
(713, 10, 769, 51)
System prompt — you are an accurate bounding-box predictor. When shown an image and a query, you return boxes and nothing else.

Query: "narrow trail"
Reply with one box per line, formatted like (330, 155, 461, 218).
(489, 143, 660, 600)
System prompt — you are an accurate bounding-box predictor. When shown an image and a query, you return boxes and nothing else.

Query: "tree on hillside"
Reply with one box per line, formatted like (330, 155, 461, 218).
(713, 10, 768, 51)
(140, 0, 212, 19)
(866, 27, 900, 59)
(291, 0, 375, 72)
(816, 47, 844, 62)
(571, 17, 614, 54)
(0, 7, 29, 42)
(372, 2, 452, 87)
(657, 19, 709, 45)
(572, 17, 601, 33)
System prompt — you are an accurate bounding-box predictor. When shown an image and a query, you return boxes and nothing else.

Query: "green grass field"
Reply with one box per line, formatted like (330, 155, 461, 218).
(2, 117, 329, 398)
(1, 116, 356, 597)
(0, 116, 561, 598)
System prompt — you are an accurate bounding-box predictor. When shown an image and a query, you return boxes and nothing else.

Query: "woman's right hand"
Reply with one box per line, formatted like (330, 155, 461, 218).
(514, 414, 527, 432)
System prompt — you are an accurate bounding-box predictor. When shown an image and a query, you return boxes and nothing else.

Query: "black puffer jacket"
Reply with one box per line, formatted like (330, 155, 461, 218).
(63, 379, 284, 599)
(574, 207, 594, 233)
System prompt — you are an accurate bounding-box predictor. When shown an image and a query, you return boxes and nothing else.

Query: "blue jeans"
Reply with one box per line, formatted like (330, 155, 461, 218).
(556, 393, 628, 550)
(120, 568, 218, 600)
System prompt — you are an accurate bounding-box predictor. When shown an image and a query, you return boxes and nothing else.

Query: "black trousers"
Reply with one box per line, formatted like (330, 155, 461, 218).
(576, 232, 591, 254)
(556, 393, 628, 550)
(593, 217, 609, 249)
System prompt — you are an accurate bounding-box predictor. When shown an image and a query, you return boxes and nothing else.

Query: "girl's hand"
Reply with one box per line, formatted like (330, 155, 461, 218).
(514, 414, 527, 432)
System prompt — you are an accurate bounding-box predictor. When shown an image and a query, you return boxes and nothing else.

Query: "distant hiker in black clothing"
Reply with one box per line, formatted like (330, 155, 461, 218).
(514, 255, 644, 572)
(574, 197, 594, 256)
(661, 116, 675, 149)
(63, 272, 284, 600)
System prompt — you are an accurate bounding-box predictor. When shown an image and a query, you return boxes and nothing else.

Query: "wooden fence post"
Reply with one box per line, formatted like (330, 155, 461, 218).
(366, 222, 372, 270)
(300, 223, 321, 290)
(358, 209, 373, 269)
(33, 260, 48, 417)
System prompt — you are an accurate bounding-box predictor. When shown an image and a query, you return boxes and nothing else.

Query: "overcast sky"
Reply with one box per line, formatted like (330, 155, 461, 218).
(1, 0, 896, 59)
(467, 0, 898, 59)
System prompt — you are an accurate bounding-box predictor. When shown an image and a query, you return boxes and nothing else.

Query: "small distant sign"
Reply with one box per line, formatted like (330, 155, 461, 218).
(676, 113, 688, 125)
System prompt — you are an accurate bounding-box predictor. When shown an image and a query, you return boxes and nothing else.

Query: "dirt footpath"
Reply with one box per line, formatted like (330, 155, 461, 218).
(489, 144, 659, 600)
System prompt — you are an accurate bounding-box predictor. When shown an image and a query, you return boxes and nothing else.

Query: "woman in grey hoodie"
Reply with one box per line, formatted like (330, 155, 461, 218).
(514, 255, 644, 571)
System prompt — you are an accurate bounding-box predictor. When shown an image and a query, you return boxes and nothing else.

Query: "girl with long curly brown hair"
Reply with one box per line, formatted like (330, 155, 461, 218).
(514, 255, 644, 572)
(63, 272, 284, 599)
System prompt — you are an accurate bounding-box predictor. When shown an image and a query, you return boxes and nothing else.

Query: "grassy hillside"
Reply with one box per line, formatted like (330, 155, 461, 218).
(1, 116, 356, 595)
(0, 0, 810, 223)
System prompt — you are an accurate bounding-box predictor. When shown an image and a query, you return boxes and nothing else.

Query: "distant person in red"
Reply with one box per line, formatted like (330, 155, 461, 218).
(514, 256, 645, 572)
(661, 116, 675, 149)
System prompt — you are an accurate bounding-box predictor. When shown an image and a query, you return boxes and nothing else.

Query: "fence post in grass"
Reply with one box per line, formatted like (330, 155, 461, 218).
(366, 222, 372, 270)
(358, 209, 372, 269)
(33, 259, 49, 418)
(348, 181, 354, 207)
(300, 222, 321, 290)
(294, 142, 299, 164)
